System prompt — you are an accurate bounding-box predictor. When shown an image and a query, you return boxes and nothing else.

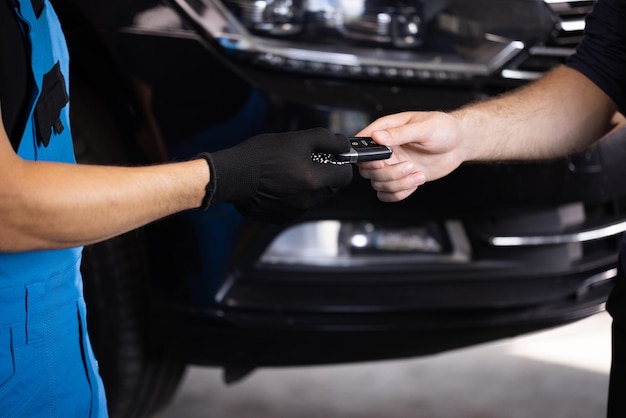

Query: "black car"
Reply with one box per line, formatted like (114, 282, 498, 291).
(52, 0, 624, 416)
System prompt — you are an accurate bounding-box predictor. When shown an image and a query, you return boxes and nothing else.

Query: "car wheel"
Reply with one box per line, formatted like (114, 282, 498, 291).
(71, 74, 185, 418)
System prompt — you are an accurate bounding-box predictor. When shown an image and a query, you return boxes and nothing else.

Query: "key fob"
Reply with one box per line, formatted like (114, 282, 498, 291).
(336, 137, 392, 163)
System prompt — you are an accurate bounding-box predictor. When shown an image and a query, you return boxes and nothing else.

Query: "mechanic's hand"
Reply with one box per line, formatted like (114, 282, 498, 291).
(356, 111, 467, 202)
(204, 128, 353, 223)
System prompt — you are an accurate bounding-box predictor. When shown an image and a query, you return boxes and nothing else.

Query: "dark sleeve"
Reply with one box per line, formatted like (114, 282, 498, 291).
(566, 0, 626, 113)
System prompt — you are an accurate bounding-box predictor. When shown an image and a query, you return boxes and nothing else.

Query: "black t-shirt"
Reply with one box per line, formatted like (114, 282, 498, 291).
(0, 0, 32, 150)
(567, 0, 626, 113)
(567, 0, 626, 321)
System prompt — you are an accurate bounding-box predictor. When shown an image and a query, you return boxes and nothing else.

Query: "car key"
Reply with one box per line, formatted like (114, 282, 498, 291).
(312, 137, 392, 165)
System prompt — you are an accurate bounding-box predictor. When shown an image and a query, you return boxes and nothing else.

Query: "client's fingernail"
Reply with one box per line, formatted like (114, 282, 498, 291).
(413, 173, 426, 185)
(401, 163, 415, 175)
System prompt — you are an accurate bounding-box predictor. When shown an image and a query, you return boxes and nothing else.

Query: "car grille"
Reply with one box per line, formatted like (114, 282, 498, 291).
(500, 0, 596, 81)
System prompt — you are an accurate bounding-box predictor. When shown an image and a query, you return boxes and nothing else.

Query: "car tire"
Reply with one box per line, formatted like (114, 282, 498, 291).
(71, 74, 185, 418)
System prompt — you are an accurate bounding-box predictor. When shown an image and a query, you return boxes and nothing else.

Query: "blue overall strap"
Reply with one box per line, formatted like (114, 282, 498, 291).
(12, 0, 74, 163)
(0, 0, 108, 416)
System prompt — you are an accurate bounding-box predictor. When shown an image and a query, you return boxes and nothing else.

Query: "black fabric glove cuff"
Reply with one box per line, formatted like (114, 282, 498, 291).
(196, 152, 217, 210)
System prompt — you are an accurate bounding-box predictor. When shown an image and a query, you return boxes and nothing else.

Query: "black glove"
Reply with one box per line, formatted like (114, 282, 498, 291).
(199, 128, 353, 223)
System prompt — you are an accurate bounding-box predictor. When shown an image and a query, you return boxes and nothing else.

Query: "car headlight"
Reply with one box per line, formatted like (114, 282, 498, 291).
(259, 220, 471, 267)
(172, 0, 556, 82)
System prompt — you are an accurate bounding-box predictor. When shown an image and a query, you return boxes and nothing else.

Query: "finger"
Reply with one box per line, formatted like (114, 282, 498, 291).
(371, 112, 456, 150)
(377, 188, 418, 203)
(355, 112, 419, 138)
(313, 131, 349, 154)
(299, 127, 337, 151)
(369, 171, 425, 193)
(358, 161, 416, 182)
(371, 121, 432, 148)
(357, 159, 387, 172)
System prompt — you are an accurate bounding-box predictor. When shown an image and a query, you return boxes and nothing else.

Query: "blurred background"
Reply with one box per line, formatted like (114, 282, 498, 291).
(156, 311, 611, 418)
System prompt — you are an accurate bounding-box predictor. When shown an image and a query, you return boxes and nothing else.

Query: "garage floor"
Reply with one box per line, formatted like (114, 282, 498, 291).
(155, 312, 611, 418)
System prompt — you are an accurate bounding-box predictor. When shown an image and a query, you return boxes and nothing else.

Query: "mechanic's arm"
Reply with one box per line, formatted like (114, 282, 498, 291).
(0, 114, 353, 252)
(0, 114, 209, 252)
(357, 66, 618, 202)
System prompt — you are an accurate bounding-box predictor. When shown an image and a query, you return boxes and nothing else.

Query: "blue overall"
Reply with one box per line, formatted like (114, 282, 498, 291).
(0, 0, 108, 416)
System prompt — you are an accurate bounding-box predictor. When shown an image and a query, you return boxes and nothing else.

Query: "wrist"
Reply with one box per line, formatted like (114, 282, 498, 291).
(196, 153, 215, 210)
(208, 146, 260, 207)
(451, 108, 486, 163)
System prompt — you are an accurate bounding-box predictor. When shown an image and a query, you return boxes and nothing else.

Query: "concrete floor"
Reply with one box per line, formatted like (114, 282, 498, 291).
(155, 312, 612, 418)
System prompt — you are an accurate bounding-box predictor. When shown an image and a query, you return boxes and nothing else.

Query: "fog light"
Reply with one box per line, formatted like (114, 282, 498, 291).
(260, 221, 343, 266)
(346, 222, 443, 253)
(259, 220, 471, 267)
